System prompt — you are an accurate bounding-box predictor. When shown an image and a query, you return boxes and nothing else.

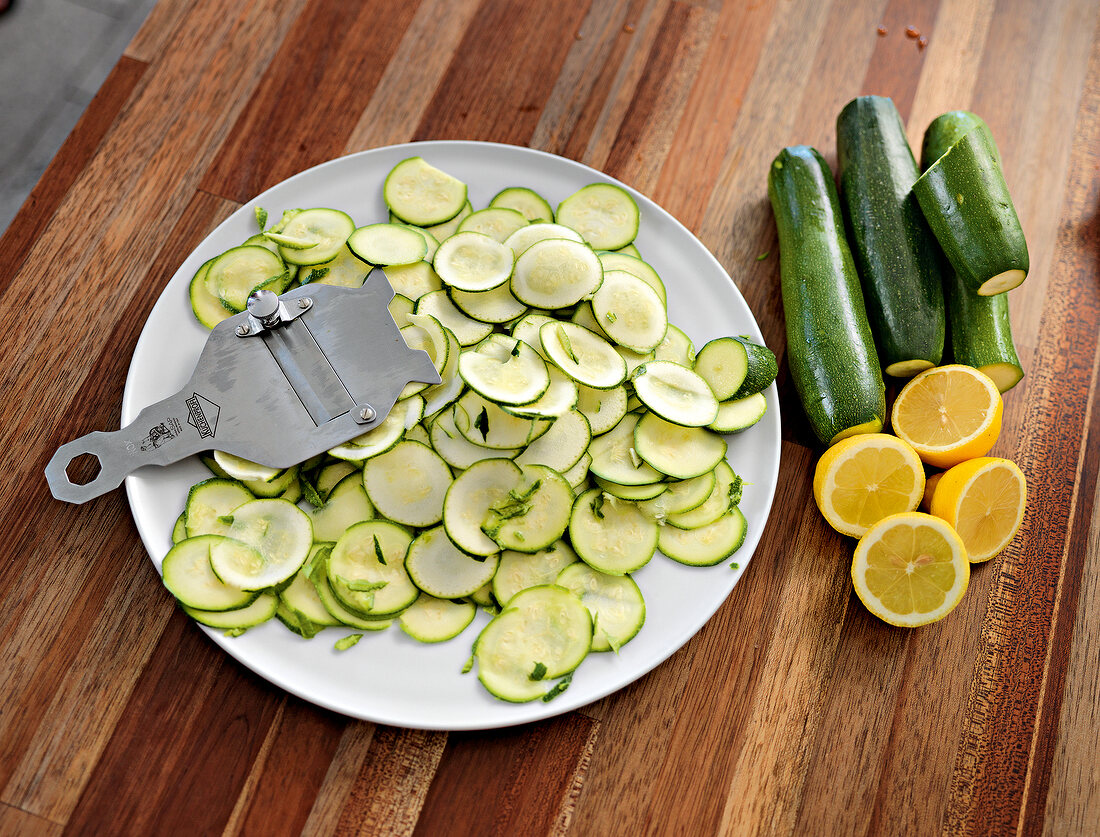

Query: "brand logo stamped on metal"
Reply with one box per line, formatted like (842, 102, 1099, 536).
(141, 417, 183, 451)
(186, 393, 220, 439)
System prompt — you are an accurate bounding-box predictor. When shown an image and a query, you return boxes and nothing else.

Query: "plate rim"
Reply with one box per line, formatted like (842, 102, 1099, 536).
(122, 139, 781, 730)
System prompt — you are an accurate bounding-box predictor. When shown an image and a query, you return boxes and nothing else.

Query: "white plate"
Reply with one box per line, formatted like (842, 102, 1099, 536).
(123, 141, 781, 730)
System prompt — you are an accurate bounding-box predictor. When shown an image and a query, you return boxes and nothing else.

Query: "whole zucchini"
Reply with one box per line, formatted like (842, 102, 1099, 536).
(921, 111, 1023, 392)
(913, 127, 1029, 295)
(836, 96, 945, 377)
(768, 146, 886, 446)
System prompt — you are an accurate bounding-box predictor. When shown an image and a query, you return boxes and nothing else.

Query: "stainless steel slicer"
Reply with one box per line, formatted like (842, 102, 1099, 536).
(46, 273, 440, 503)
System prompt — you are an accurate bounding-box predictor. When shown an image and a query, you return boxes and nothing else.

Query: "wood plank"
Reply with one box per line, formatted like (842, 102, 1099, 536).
(0, 56, 147, 296)
(224, 701, 347, 837)
(62, 609, 283, 835)
(343, 0, 482, 152)
(530, 0, 644, 157)
(650, 0, 777, 230)
(859, 0, 940, 121)
(0, 191, 237, 819)
(334, 727, 447, 837)
(0, 801, 62, 837)
(1043, 355, 1100, 836)
(601, 1, 718, 194)
(413, 715, 599, 837)
(124, 0, 193, 63)
(299, 723, 376, 836)
(411, 0, 591, 146)
(200, 0, 421, 203)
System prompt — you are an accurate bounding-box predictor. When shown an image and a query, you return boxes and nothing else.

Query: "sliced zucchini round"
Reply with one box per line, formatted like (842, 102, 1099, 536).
(326, 407, 405, 462)
(189, 256, 232, 328)
(384, 157, 468, 226)
(162, 535, 258, 611)
(590, 270, 668, 353)
(415, 289, 494, 346)
(492, 540, 579, 607)
(451, 282, 528, 324)
(665, 460, 740, 530)
(405, 525, 499, 598)
(214, 498, 313, 590)
(511, 238, 603, 309)
(458, 336, 550, 406)
(363, 440, 452, 528)
(490, 186, 555, 223)
(434, 231, 515, 292)
(631, 360, 719, 427)
(184, 478, 254, 538)
(503, 365, 579, 419)
(453, 390, 550, 450)
(457, 207, 529, 242)
(184, 592, 278, 630)
(658, 506, 747, 566)
(398, 593, 477, 643)
(575, 383, 629, 436)
(442, 458, 523, 555)
(485, 464, 574, 553)
(539, 321, 627, 389)
(633, 412, 727, 480)
(708, 392, 768, 433)
(306, 471, 374, 543)
(429, 408, 521, 470)
(383, 261, 444, 301)
(474, 585, 592, 703)
(327, 520, 417, 617)
(275, 208, 356, 266)
(637, 469, 716, 520)
(597, 251, 666, 303)
(514, 408, 591, 473)
(302, 244, 370, 288)
(555, 562, 645, 652)
(347, 223, 428, 266)
(587, 412, 663, 486)
(206, 245, 286, 312)
(503, 222, 583, 258)
(556, 183, 640, 250)
(568, 488, 658, 575)
(654, 324, 696, 366)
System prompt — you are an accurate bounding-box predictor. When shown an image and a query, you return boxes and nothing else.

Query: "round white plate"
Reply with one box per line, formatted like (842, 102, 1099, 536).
(123, 141, 781, 730)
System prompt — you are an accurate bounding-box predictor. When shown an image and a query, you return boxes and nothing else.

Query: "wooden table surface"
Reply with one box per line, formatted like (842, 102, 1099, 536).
(4, 0, 1100, 834)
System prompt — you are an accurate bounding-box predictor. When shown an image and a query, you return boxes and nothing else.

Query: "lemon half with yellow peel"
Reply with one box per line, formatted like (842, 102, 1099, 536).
(890, 365, 1003, 469)
(929, 457, 1026, 562)
(813, 433, 925, 538)
(852, 512, 969, 627)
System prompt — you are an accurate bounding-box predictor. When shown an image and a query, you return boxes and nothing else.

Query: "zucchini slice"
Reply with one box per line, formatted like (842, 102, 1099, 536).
(708, 392, 768, 433)
(429, 408, 521, 470)
(474, 585, 592, 703)
(492, 540, 580, 606)
(206, 245, 286, 312)
(556, 183, 640, 250)
(274, 208, 356, 267)
(568, 488, 658, 575)
(405, 525, 500, 599)
(490, 186, 555, 223)
(442, 458, 523, 555)
(305, 472, 374, 543)
(540, 321, 627, 389)
(555, 562, 645, 652)
(587, 412, 663, 486)
(415, 289, 494, 346)
(162, 535, 258, 611)
(184, 593, 278, 630)
(504, 222, 583, 258)
(633, 412, 727, 480)
(213, 498, 313, 590)
(384, 157, 468, 226)
(514, 409, 592, 473)
(433, 231, 515, 292)
(184, 478, 254, 538)
(457, 207, 529, 242)
(484, 464, 574, 553)
(327, 520, 417, 617)
(511, 238, 603, 309)
(363, 440, 453, 528)
(630, 360, 719, 427)
(383, 261, 444, 301)
(398, 594, 477, 643)
(658, 506, 747, 566)
(590, 270, 668, 353)
(347, 223, 428, 266)
(458, 336, 550, 405)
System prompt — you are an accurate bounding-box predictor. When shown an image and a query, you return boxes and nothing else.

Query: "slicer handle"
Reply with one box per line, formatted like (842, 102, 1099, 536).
(45, 394, 209, 504)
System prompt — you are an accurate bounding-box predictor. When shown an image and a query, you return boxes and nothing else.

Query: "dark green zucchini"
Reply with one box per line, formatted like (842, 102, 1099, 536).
(767, 145, 886, 446)
(921, 112, 1023, 392)
(836, 96, 945, 377)
(912, 127, 1028, 295)
(730, 336, 778, 399)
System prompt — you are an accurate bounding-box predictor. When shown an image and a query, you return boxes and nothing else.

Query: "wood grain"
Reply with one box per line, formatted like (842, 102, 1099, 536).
(4, 0, 1100, 834)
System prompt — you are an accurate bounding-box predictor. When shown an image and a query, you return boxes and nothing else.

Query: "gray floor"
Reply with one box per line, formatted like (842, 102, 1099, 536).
(0, 0, 157, 236)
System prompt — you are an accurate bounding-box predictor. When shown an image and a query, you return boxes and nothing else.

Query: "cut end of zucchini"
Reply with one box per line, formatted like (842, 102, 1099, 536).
(979, 361, 1024, 393)
(828, 417, 884, 447)
(977, 268, 1026, 296)
(884, 358, 935, 378)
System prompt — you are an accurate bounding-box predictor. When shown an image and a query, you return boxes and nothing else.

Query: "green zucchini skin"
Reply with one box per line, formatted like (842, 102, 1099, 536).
(836, 96, 945, 377)
(913, 128, 1029, 295)
(768, 145, 886, 446)
(730, 336, 778, 399)
(921, 112, 1023, 392)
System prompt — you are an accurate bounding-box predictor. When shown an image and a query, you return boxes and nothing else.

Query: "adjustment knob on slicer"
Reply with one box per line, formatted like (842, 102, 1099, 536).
(247, 289, 281, 326)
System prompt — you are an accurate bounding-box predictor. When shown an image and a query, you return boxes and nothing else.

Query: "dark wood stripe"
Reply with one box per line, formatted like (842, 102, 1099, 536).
(0, 56, 147, 297)
(413, 0, 590, 146)
(859, 0, 940, 122)
(602, 1, 715, 191)
(63, 610, 283, 836)
(200, 0, 421, 203)
(230, 701, 347, 837)
(412, 714, 598, 837)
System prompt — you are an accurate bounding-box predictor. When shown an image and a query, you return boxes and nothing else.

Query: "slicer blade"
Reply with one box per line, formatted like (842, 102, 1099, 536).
(45, 272, 440, 503)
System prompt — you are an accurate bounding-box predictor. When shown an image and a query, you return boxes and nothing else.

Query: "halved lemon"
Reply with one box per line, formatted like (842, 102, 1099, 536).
(813, 434, 925, 538)
(890, 365, 1003, 469)
(929, 457, 1026, 562)
(852, 512, 969, 627)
